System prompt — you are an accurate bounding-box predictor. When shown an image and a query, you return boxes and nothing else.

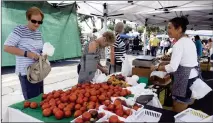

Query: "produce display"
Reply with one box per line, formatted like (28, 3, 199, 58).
(102, 99, 134, 118)
(107, 74, 131, 87)
(112, 98, 142, 111)
(23, 101, 38, 109)
(23, 82, 131, 121)
(74, 109, 106, 123)
(102, 115, 125, 123)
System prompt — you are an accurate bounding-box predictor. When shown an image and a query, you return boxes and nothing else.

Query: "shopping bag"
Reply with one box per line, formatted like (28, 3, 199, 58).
(190, 78, 212, 99)
(42, 42, 55, 56)
(92, 69, 108, 83)
(120, 54, 132, 77)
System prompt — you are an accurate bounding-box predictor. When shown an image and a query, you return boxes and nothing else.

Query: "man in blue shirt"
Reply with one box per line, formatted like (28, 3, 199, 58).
(194, 35, 203, 58)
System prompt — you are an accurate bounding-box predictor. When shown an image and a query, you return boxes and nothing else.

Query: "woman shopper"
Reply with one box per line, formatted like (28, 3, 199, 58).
(160, 40, 165, 54)
(194, 35, 203, 58)
(108, 22, 126, 73)
(151, 16, 199, 113)
(4, 7, 45, 100)
(78, 31, 115, 83)
(163, 39, 171, 55)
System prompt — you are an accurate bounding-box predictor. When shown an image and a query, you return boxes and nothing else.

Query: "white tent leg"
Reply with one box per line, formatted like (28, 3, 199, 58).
(103, 16, 107, 31)
(103, 3, 108, 61)
(143, 26, 147, 56)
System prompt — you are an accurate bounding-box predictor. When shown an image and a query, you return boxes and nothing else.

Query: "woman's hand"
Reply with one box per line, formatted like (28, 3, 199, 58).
(102, 67, 109, 75)
(27, 52, 39, 60)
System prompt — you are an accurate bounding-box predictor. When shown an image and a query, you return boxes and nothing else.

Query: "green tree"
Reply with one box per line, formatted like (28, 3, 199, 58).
(137, 26, 144, 34)
(78, 13, 96, 29)
(146, 26, 165, 37)
(78, 24, 83, 37)
(124, 25, 132, 34)
(108, 23, 115, 31)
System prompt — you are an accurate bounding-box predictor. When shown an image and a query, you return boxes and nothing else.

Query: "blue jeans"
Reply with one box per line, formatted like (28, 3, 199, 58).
(151, 46, 157, 56)
(19, 75, 43, 100)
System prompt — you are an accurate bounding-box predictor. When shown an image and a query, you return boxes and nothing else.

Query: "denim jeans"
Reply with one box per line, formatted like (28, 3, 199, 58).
(19, 74, 43, 100)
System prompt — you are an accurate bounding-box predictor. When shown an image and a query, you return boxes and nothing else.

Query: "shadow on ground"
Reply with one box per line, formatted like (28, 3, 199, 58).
(1, 58, 80, 75)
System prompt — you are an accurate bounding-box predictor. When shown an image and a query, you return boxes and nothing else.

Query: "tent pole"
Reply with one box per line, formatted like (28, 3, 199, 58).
(103, 3, 108, 31)
(143, 26, 147, 56)
(103, 3, 108, 61)
(143, 18, 148, 56)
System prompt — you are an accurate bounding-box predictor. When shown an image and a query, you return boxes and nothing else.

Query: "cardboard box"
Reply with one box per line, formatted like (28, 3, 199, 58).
(200, 63, 212, 71)
(132, 67, 152, 78)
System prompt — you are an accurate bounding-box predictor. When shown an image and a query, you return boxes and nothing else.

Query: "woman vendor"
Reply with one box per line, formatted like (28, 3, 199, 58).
(78, 31, 115, 83)
(152, 16, 199, 113)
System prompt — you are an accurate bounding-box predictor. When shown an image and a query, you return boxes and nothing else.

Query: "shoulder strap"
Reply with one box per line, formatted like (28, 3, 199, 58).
(39, 56, 43, 81)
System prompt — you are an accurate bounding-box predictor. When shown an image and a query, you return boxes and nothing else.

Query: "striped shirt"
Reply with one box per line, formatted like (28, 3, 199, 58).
(4, 25, 43, 75)
(107, 32, 126, 62)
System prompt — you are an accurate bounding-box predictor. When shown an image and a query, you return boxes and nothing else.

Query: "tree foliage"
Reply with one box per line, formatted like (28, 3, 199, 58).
(78, 13, 96, 29)
(137, 26, 144, 34)
(146, 26, 165, 37)
(124, 25, 132, 34)
(108, 23, 115, 31)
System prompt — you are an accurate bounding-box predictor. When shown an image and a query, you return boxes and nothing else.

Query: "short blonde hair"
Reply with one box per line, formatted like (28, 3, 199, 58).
(114, 22, 124, 33)
(26, 7, 44, 20)
(102, 31, 116, 44)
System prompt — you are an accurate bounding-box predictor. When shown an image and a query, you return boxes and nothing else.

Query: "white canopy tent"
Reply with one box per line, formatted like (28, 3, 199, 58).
(48, 1, 213, 30)
(48, 1, 213, 55)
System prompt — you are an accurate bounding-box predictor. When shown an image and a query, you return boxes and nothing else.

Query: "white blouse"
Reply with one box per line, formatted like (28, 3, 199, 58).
(165, 37, 198, 79)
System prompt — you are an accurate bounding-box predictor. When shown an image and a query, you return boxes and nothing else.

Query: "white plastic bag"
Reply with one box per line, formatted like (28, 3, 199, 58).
(126, 77, 138, 86)
(126, 83, 146, 96)
(147, 95, 163, 108)
(42, 42, 55, 56)
(190, 78, 212, 99)
(92, 70, 108, 83)
(150, 71, 167, 78)
(121, 54, 132, 77)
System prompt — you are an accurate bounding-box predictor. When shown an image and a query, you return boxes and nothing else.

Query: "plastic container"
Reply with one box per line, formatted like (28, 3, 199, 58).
(110, 97, 144, 113)
(131, 108, 162, 122)
(71, 109, 107, 123)
(99, 105, 136, 120)
(174, 108, 209, 122)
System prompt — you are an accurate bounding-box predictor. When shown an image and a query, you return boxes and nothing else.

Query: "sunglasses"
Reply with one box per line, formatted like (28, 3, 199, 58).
(31, 19, 43, 24)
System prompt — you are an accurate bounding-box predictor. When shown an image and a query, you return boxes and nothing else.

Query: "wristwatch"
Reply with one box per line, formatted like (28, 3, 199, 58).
(24, 51, 28, 57)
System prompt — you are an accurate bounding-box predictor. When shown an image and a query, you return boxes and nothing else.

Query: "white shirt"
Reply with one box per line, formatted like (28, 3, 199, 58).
(160, 40, 165, 47)
(163, 41, 170, 47)
(165, 37, 198, 79)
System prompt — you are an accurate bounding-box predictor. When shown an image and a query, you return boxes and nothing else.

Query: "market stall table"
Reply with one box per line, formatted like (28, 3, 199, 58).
(4, 101, 178, 123)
